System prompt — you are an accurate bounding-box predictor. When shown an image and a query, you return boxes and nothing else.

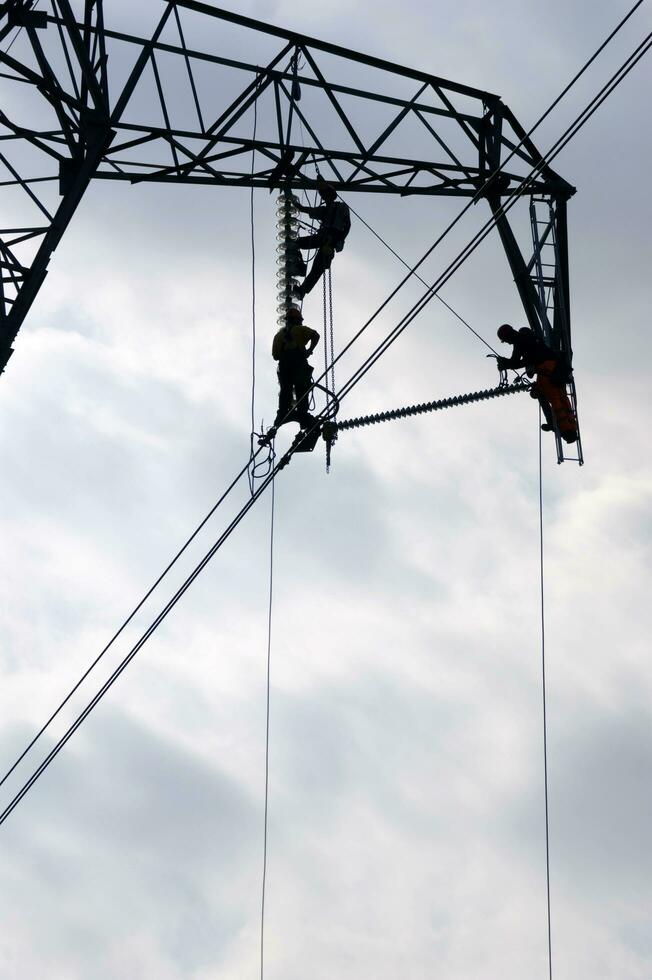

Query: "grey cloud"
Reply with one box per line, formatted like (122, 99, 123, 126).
(1, 1, 651, 978)
(1, 708, 260, 979)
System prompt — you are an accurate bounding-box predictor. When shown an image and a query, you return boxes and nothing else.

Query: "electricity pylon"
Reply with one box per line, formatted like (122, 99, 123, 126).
(0, 0, 577, 460)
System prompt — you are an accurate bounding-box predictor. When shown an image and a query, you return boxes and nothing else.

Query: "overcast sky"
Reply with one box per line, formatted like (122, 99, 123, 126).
(1, 2, 651, 979)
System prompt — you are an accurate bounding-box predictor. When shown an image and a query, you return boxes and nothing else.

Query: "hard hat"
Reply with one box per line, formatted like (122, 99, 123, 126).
(317, 177, 336, 197)
(286, 307, 303, 321)
(497, 323, 514, 341)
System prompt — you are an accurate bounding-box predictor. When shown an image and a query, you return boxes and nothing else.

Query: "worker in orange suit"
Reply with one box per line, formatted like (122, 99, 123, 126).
(496, 324, 578, 443)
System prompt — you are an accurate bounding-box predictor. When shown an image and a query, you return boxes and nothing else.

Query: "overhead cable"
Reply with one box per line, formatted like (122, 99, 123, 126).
(0, 447, 281, 827)
(0, 451, 262, 794)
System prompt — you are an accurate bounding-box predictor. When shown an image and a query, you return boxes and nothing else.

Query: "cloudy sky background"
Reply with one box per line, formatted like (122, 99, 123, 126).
(1, 1, 651, 978)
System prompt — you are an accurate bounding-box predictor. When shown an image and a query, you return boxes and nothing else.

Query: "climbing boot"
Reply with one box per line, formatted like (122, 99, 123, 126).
(258, 426, 277, 447)
(292, 416, 321, 453)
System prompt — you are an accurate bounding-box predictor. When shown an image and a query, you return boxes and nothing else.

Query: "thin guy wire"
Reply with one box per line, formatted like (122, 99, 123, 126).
(342, 197, 498, 354)
(1, 11, 645, 818)
(539, 408, 553, 980)
(260, 472, 275, 980)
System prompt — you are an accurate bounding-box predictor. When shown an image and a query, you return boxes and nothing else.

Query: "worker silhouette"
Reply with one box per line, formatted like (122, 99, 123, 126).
(272, 307, 320, 430)
(290, 179, 351, 299)
(496, 324, 578, 442)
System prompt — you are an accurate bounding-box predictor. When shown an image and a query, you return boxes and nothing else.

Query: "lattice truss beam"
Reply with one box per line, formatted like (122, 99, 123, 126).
(0, 0, 576, 376)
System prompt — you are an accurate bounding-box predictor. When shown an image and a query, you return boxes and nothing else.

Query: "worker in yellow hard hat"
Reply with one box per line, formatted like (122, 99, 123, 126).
(272, 307, 320, 429)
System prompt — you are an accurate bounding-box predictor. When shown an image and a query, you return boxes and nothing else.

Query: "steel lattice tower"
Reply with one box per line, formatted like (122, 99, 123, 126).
(0, 0, 579, 459)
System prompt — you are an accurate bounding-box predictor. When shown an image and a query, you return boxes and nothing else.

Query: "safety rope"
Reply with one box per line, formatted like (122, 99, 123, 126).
(336, 380, 528, 432)
(260, 467, 275, 980)
(538, 409, 553, 980)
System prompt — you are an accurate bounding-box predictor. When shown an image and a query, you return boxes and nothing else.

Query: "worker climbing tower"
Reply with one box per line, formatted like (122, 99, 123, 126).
(528, 197, 582, 463)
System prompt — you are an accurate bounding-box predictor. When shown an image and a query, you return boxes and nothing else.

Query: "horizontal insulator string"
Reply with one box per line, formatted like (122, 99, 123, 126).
(336, 381, 528, 431)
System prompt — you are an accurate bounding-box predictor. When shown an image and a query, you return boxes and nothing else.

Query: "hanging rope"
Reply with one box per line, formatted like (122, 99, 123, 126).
(248, 81, 259, 496)
(538, 408, 553, 980)
(260, 468, 275, 980)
